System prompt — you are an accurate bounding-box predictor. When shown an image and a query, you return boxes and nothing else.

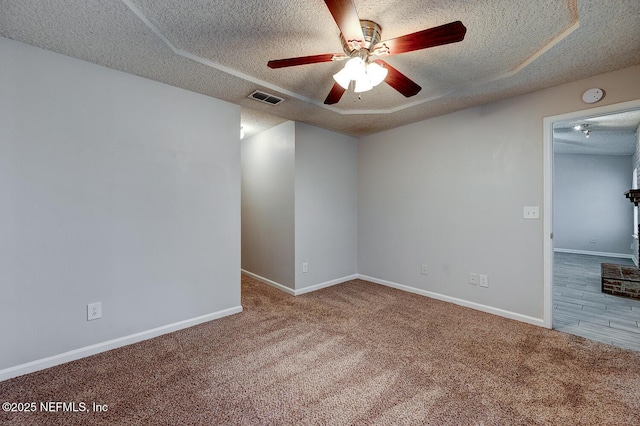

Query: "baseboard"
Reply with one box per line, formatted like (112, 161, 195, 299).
(554, 248, 634, 260)
(295, 274, 359, 295)
(357, 274, 545, 327)
(241, 269, 296, 295)
(241, 269, 358, 296)
(0, 305, 243, 382)
(245, 269, 545, 326)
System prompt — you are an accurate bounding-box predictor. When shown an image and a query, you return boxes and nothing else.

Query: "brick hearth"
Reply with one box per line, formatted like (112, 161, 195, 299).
(601, 263, 640, 300)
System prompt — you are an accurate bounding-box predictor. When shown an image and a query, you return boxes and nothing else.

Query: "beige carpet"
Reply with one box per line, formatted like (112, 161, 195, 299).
(2, 275, 640, 425)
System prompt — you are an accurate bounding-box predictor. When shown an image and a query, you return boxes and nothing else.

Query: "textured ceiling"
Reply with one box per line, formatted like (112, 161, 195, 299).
(554, 109, 640, 156)
(1, 0, 640, 138)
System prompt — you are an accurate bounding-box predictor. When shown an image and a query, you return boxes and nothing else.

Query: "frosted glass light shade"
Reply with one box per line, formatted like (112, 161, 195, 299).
(343, 57, 365, 79)
(354, 74, 373, 93)
(367, 62, 388, 86)
(333, 67, 351, 89)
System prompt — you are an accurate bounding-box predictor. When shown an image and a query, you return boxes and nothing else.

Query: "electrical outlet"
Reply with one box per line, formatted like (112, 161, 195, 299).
(469, 273, 479, 285)
(421, 264, 428, 275)
(302, 262, 308, 273)
(87, 302, 102, 321)
(480, 275, 489, 288)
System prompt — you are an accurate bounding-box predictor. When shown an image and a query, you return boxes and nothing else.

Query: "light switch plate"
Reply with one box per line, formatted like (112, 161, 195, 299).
(523, 206, 539, 219)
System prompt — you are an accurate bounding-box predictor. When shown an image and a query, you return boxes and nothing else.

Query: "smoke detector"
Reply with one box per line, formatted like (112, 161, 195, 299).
(582, 88, 604, 104)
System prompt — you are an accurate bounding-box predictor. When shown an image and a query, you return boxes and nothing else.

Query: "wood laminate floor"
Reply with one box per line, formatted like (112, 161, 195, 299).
(553, 252, 640, 351)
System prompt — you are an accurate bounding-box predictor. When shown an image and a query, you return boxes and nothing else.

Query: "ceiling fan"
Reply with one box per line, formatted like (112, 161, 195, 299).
(267, 0, 467, 105)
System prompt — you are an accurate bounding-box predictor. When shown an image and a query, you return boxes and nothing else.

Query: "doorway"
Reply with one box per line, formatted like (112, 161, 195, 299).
(543, 99, 640, 350)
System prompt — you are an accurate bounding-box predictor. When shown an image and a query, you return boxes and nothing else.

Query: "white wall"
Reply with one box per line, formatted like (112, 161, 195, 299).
(554, 154, 633, 255)
(359, 65, 640, 321)
(0, 37, 241, 374)
(294, 123, 358, 290)
(241, 121, 295, 290)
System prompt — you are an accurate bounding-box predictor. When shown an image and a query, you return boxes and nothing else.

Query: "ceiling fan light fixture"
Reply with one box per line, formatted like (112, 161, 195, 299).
(334, 57, 388, 93)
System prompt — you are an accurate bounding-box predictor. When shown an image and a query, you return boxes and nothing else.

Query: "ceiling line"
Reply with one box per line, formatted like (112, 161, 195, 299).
(120, 0, 337, 111)
(509, 21, 579, 77)
(121, 0, 579, 117)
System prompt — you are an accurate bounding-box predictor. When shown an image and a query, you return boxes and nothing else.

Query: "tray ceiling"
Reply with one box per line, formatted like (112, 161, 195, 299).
(1, 0, 640, 138)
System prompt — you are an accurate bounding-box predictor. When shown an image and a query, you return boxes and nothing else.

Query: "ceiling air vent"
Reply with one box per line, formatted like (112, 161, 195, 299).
(248, 90, 284, 106)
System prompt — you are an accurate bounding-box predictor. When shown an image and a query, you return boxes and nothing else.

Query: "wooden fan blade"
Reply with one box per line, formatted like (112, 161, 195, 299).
(375, 60, 421, 97)
(324, 0, 364, 44)
(324, 82, 346, 105)
(374, 21, 466, 56)
(268, 54, 337, 69)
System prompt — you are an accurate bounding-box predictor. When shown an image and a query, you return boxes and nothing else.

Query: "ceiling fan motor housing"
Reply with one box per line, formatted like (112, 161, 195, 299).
(341, 20, 382, 54)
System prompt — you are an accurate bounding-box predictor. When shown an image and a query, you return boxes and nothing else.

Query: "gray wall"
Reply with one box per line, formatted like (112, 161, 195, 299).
(241, 122, 358, 291)
(0, 38, 241, 371)
(554, 154, 633, 255)
(358, 64, 640, 320)
(295, 123, 358, 290)
(241, 122, 296, 289)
